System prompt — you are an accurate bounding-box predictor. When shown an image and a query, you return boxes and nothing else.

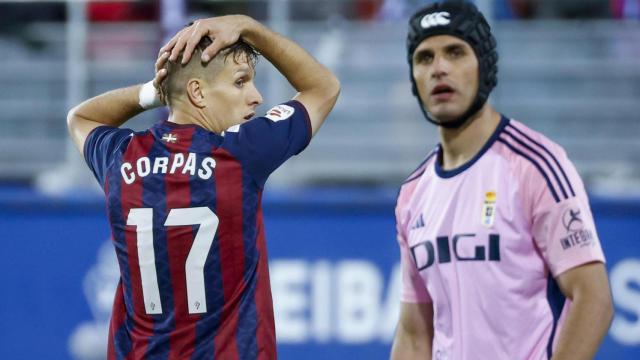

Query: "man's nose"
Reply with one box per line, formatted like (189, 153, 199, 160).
(431, 55, 449, 79)
(249, 84, 263, 106)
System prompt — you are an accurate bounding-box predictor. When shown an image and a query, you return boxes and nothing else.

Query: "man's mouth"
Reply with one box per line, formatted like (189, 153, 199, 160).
(244, 113, 255, 120)
(431, 84, 455, 96)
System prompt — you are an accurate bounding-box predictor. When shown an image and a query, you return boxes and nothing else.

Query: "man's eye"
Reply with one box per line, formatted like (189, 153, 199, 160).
(417, 54, 433, 64)
(235, 79, 244, 87)
(450, 48, 465, 58)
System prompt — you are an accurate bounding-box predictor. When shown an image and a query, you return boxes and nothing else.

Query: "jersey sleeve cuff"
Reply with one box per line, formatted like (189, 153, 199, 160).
(288, 99, 312, 154)
(401, 294, 433, 304)
(551, 256, 606, 278)
(83, 125, 113, 166)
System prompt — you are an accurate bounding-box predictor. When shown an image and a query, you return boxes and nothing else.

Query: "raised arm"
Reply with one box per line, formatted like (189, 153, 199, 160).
(66, 53, 168, 155)
(161, 15, 340, 137)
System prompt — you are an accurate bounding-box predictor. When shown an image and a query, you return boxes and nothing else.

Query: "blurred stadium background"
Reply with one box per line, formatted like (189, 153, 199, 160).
(0, 0, 638, 359)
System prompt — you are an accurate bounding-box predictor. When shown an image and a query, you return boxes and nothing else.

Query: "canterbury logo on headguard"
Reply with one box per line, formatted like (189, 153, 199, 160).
(420, 11, 450, 29)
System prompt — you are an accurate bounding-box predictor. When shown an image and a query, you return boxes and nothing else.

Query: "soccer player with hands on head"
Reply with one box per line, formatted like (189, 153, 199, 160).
(67, 14, 339, 359)
(391, 1, 613, 360)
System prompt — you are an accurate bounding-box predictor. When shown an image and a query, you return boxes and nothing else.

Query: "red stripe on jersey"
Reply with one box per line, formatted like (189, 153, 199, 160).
(121, 133, 155, 358)
(213, 147, 245, 360)
(165, 130, 199, 360)
(254, 202, 276, 359)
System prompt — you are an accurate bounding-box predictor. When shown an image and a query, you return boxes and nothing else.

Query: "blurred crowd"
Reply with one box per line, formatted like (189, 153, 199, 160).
(0, 0, 638, 30)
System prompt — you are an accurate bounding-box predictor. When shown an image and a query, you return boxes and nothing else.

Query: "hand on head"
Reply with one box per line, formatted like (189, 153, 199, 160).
(159, 15, 251, 65)
(153, 51, 170, 105)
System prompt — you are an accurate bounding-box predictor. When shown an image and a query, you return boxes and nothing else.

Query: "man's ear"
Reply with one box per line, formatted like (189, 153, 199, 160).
(186, 79, 206, 108)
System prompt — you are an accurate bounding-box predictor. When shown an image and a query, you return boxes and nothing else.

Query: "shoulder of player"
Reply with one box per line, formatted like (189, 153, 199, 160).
(220, 100, 306, 138)
(91, 126, 136, 150)
(397, 148, 438, 206)
(498, 119, 569, 161)
(400, 148, 438, 188)
(496, 118, 577, 203)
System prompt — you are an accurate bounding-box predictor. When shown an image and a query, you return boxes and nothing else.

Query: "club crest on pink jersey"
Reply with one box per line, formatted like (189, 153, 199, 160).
(481, 191, 497, 227)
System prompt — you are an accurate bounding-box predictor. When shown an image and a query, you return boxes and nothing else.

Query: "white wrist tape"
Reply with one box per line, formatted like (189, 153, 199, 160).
(138, 80, 162, 110)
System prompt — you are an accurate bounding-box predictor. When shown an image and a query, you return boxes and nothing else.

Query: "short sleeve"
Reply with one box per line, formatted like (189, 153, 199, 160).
(222, 100, 312, 186)
(396, 188, 432, 303)
(83, 126, 134, 187)
(530, 153, 605, 277)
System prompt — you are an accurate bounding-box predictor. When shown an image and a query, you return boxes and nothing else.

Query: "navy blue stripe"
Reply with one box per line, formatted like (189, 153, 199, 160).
(507, 123, 576, 197)
(403, 149, 437, 185)
(191, 128, 223, 359)
(546, 274, 566, 358)
(498, 137, 561, 203)
(144, 134, 173, 359)
(237, 272, 259, 359)
(502, 129, 569, 200)
(114, 319, 131, 360)
(237, 169, 259, 359)
(107, 155, 135, 356)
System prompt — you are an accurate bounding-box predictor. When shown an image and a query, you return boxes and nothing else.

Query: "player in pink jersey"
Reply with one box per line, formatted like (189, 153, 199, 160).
(67, 15, 339, 359)
(391, 2, 613, 360)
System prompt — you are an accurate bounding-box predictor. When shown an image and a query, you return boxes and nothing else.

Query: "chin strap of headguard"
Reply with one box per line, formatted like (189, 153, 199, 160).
(407, 0, 498, 128)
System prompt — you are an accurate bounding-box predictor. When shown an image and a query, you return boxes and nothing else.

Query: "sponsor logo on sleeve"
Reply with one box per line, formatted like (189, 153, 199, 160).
(559, 207, 595, 250)
(265, 104, 295, 122)
(225, 124, 240, 133)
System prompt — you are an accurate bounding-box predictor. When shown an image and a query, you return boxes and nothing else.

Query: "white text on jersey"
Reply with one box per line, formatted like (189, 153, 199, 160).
(120, 153, 216, 185)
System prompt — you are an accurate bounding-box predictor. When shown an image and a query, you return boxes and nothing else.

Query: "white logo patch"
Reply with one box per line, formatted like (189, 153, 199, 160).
(265, 104, 295, 122)
(225, 124, 240, 133)
(420, 11, 450, 29)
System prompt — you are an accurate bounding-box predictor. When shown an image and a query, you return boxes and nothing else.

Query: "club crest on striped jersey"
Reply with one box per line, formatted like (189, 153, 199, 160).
(481, 191, 497, 227)
(162, 133, 178, 143)
(265, 104, 295, 122)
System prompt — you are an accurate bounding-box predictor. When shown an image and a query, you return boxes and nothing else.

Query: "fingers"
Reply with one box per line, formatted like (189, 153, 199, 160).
(158, 35, 177, 56)
(152, 52, 170, 92)
(168, 32, 188, 63)
(201, 37, 226, 63)
(155, 51, 170, 73)
(180, 22, 207, 64)
(166, 24, 197, 63)
(153, 67, 168, 105)
(152, 68, 167, 88)
(158, 27, 187, 56)
(161, 17, 240, 65)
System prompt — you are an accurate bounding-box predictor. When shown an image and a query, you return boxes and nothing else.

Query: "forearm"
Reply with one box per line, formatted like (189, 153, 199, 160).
(68, 84, 145, 128)
(391, 327, 433, 360)
(241, 19, 338, 94)
(67, 84, 148, 154)
(551, 295, 613, 359)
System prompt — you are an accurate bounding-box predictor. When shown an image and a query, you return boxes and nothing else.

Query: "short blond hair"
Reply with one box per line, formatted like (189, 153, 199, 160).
(160, 37, 259, 107)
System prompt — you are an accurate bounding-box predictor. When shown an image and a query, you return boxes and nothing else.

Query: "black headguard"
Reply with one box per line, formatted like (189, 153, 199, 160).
(407, 0, 498, 128)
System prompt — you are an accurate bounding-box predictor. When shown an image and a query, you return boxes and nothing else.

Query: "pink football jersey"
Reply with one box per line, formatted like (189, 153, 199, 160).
(395, 116, 605, 360)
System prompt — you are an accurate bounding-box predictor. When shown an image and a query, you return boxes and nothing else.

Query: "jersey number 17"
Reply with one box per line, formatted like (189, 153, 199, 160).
(127, 207, 219, 315)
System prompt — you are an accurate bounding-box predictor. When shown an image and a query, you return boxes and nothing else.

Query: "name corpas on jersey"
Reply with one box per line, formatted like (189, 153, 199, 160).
(120, 153, 216, 185)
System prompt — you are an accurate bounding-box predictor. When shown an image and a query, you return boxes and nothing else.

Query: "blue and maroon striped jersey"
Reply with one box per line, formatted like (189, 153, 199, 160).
(83, 100, 311, 359)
